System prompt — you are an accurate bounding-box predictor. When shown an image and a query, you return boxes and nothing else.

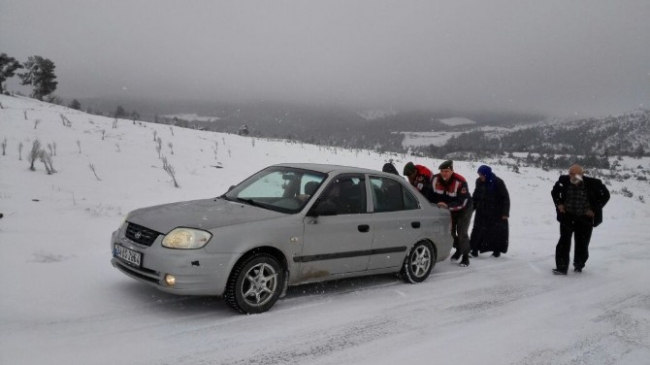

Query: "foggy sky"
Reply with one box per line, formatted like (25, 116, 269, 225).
(1, 0, 649, 118)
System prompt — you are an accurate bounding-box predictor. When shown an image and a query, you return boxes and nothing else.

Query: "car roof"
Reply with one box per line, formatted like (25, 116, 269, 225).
(273, 163, 401, 177)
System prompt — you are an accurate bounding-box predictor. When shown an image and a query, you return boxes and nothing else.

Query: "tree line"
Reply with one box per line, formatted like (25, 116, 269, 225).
(0, 53, 58, 100)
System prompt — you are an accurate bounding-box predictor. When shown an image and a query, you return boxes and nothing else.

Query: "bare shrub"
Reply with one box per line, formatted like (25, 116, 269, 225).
(168, 141, 174, 155)
(162, 156, 179, 188)
(621, 187, 633, 198)
(76, 140, 81, 154)
(89, 163, 101, 181)
(34, 119, 41, 129)
(101, 129, 106, 140)
(28, 139, 41, 171)
(18, 141, 23, 160)
(169, 126, 174, 136)
(156, 137, 162, 158)
(38, 150, 56, 174)
(47, 142, 57, 156)
(1, 137, 6, 155)
(60, 114, 71, 127)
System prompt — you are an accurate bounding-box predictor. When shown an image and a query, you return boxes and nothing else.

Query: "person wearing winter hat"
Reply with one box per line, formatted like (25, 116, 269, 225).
(382, 161, 400, 175)
(430, 160, 474, 267)
(469, 165, 510, 258)
(402, 162, 434, 200)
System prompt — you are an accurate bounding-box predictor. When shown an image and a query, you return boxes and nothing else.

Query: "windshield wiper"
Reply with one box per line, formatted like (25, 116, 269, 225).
(235, 197, 265, 208)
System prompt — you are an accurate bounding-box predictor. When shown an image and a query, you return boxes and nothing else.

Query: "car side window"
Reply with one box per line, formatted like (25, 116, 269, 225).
(319, 175, 367, 215)
(370, 177, 419, 212)
(403, 186, 420, 210)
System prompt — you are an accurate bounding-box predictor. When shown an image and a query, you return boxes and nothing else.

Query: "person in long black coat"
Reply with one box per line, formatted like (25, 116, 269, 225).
(470, 165, 510, 257)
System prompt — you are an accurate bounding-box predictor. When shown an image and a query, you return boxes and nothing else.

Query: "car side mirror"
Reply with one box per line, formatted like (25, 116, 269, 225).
(227, 185, 236, 192)
(310, 201, 338, 217)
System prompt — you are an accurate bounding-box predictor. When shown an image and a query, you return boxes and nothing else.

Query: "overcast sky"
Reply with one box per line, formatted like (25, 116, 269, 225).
(1, 0, 649, 117)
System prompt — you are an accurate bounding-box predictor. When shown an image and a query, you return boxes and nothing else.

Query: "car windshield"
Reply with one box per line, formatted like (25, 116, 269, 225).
(223, 166, 327, 214)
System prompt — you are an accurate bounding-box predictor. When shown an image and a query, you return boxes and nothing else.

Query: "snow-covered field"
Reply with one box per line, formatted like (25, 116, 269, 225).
(439, 117, 476, 126)
(1, 94, 649, 365)
(401, 130, 464, 147)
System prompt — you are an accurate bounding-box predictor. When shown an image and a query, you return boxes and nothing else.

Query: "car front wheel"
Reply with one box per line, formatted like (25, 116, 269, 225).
(225, 252, 284, 314)
(400, 240, 435, 283)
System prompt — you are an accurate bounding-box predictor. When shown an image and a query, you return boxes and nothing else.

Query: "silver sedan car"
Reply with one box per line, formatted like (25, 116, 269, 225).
(111, 163, 453, 314)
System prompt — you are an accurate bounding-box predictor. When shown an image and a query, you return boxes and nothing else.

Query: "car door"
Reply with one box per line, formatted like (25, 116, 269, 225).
(368, 176, 424, 270)
(298, 174, 373, 280)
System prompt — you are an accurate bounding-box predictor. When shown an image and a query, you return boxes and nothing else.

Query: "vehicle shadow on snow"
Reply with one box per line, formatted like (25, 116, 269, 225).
(114, 281, 232, 315)
(113, 274, 404, 315)
(285, 273, 402, 298)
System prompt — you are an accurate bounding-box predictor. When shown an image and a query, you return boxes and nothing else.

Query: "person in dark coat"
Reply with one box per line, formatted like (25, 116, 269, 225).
(551, 164, 610, 275)
(470, 165, 510, 258)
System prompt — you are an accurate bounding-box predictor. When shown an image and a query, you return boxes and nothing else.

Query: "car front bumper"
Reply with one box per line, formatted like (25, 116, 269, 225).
(110, 229, 234, 296)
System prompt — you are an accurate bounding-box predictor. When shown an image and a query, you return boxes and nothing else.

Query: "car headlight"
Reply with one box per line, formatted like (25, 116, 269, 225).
(117, 215, 128, 230)
(162, 228, 212, 249)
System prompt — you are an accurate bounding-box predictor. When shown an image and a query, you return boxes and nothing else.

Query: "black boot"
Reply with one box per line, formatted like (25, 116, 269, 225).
(491, 251, 501, 258)
(471, 249, 479, 257)
(450, 250, 462, 262)
(459, 254, 470, 267)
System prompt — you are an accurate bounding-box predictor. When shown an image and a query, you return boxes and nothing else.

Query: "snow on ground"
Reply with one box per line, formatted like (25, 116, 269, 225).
(1, 94, 649, 365)
(439, 117, 477, 126)
(400, 126, 512, 148)
(401, 130, 464, 147)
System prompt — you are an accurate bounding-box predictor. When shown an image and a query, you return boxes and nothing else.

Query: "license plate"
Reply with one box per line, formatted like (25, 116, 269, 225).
(114, 244, 142, 267)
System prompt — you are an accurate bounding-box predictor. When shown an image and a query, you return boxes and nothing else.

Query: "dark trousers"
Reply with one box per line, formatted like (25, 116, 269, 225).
(555, 214, 593, 271)
(452, 208, 472, 255)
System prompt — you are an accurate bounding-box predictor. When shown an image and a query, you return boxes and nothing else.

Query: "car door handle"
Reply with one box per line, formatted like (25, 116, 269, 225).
(411, 221, 421, 229)
(358, 224, 370, 233)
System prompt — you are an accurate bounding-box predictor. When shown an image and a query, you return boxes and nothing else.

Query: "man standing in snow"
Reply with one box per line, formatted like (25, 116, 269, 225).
(429, 160, 473, 267)
(551, 164, 610, 275)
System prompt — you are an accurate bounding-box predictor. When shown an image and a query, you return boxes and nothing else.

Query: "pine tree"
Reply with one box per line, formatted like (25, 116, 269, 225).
(18, 56, 58, 100)
(69, 99, 82, 110)
(114, 106, 126, 118)
(0, 53, 23, 94)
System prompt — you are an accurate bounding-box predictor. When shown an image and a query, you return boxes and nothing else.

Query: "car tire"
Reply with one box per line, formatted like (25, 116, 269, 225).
(224, 252, 284, 314)
(400, 240, 435, 284)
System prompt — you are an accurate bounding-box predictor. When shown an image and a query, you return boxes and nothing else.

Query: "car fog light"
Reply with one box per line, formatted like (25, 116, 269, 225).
(164, 274, 176, 287)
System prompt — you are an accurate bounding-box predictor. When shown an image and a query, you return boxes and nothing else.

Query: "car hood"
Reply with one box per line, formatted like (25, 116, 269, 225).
(127, 197, 287, 234)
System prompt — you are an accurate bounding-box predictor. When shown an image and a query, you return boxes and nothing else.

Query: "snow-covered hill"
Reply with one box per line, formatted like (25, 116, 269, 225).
(1, 94, 649, 365)
(404, 109, 650, 157)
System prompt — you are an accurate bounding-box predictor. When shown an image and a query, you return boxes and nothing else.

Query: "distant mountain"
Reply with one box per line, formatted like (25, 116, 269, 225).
(417, 109, 650, 157)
